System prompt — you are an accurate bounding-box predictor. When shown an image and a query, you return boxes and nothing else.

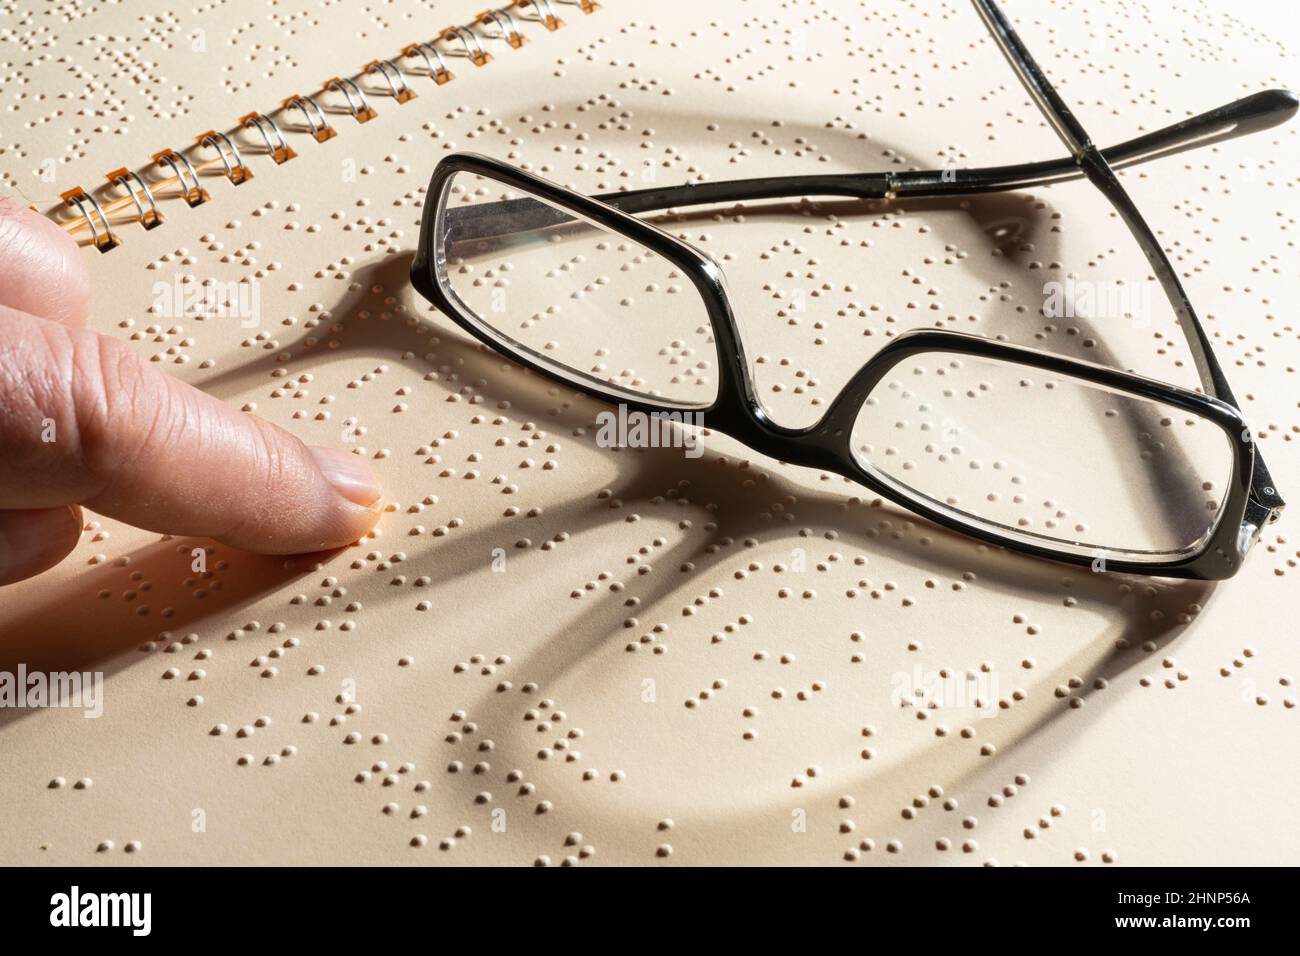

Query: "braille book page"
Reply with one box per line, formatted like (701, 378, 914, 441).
(0, 0, 1296, 865)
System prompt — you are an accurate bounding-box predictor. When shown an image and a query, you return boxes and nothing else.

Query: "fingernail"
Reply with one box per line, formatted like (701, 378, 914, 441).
(309, 446, 381, 507)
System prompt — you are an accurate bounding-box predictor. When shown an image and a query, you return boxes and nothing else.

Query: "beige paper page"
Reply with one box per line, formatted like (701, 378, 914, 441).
(0, 0, 1296, 865)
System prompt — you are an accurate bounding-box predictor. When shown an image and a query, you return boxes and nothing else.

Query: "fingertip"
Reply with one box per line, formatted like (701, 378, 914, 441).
(212, 497, 383, 557)
(0, 504, 83, 587)
(208, 442, 383, 557)
(308, 446, 382, 508)
(0, 195, 92, 327)
(298, 447, 384, 552)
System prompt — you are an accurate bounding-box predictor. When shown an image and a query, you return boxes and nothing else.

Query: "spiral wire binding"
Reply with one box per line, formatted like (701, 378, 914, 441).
(281, 93, 337, 143)
(60, 187, 118, 252)
(104, 168, 162, 230)
(366, 60, 418, 103)
(325, 76, 379, 122)
(55, 1, 599, 250)
(516, 0, 564, 31)
(441, 25, 492, 66)
(478, 8, 527, 48)
(240, 113, 296, 165)
(402, 42, 454, 85)
(152, 149, 209, 207)
(197, 130, 254, 185)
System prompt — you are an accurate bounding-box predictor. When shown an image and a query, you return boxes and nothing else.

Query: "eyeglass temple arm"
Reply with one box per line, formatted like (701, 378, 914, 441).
(594, 88, 1296, 212)
(441, 87, 1294, 239)
(886, 88, 1297, 198)
(970, 0, 1284, 538)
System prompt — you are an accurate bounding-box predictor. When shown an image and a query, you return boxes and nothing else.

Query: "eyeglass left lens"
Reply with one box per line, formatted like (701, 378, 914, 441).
(434, 170, 719, 408)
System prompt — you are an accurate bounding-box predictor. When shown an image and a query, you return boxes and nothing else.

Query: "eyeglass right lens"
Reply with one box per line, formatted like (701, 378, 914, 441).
(435, 170, 719, 408)
(850, 352, 1237, 560)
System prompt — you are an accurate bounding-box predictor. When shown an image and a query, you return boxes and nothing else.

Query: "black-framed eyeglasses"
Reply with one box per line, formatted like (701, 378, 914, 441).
(412, 0, 1291, 580)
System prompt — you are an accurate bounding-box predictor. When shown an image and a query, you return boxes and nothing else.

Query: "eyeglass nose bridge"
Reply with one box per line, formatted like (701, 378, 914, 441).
(705, 332, 912, 458)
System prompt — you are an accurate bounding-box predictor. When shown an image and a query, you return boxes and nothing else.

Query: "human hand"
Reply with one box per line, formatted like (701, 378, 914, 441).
(0, 198, 382, 586)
